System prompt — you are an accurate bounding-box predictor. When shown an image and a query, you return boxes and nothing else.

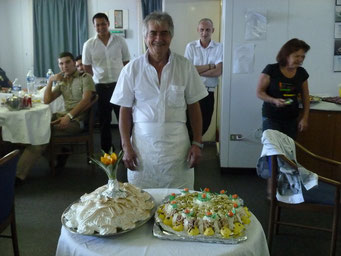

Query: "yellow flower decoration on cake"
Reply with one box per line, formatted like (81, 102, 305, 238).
(91, 148, 123, 180)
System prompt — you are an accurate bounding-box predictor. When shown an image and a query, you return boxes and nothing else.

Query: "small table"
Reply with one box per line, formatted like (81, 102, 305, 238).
(56, 188, 270, 256)
(0, 103, 52, 145)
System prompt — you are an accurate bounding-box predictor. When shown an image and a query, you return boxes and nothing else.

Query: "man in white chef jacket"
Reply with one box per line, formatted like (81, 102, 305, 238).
(111, 12, 208, 189)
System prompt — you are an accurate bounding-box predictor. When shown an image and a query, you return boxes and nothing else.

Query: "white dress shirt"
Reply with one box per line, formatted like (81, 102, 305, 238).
(82, 34, 130, 84)
(184, 39, 223, 88)
(111, 51, 208, 124)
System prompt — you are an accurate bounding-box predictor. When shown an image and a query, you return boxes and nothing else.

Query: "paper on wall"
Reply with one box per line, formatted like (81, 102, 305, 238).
(245, 10, 267, 41)
(232, 43, 255, 74)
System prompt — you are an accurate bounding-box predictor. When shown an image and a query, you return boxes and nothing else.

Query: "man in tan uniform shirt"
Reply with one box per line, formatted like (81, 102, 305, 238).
(16, 52, 95, 182)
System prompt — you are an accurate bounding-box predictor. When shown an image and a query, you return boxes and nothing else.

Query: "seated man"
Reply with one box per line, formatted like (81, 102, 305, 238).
(75, 55, 85, 75)
(16, 52, 95, 183)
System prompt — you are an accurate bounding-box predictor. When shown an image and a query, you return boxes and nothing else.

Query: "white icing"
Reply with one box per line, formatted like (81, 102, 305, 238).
(63, 182, 154, 235)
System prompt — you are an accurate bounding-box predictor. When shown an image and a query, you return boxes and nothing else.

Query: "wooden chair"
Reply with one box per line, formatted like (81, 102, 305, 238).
(0, 149, 20, 256)
(48, 93, 98, 175)
(267, 141, 341, 256)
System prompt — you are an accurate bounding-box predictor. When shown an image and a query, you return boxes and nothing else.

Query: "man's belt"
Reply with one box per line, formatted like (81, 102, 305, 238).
(206, 87, 216, 92)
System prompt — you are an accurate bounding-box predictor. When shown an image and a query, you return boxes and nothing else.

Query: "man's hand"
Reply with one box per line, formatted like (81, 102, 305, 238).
(51, 115, 71, 129)
(50, 72, 64, 82)
(122, 145, 139, 170)
(187, 145, 202, 168)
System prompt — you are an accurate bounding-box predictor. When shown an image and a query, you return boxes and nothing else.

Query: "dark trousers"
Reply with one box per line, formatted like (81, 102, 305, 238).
(262, 117, 298, 139)
(96, 83, 120, 153)
(199, 91, 215, 135)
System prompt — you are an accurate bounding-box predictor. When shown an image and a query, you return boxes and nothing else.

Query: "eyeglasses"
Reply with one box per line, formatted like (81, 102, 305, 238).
(147, 31, 170, 38)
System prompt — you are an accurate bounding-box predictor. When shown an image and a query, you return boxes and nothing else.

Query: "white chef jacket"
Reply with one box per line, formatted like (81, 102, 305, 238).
(111, 50, 207, 189)
(82, 34, 130, 84)
(184, 39, 223, 89)
(111, 50, 208, 123)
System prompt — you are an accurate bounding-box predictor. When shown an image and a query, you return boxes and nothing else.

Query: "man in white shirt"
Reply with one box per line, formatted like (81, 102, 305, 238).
(184, 18, 223, 135)
(82, 13, 130, 153)
(111, 12, 208, 189)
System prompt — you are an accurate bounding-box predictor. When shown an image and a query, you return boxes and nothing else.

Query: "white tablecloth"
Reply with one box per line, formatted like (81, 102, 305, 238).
(56, 188, 270, 256)
(0, 103, 51, 145)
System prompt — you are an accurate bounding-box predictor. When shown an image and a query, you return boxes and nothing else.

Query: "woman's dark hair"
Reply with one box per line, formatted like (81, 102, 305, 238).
(276, 38, 310, 66)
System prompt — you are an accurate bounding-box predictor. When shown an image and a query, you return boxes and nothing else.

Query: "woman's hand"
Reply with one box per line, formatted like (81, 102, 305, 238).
(298, 117, 308, 132)
(272, 98, 287, 108)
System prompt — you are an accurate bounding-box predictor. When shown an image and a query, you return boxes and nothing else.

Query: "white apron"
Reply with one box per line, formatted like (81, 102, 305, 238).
(128, 122, 194, 189)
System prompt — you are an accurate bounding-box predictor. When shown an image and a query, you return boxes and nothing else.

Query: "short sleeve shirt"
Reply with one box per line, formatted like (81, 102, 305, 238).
(54, 71, 95, 121)
(82, 34, 130, 84)
(262, 63, 309, 120)
(184, 40, 223, 88)
(111, 51, 208, 123)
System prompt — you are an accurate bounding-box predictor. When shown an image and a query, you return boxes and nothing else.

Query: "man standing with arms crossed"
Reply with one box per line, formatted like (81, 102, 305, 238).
(82, 13, 130, 152)
(184, 18, 223, 136)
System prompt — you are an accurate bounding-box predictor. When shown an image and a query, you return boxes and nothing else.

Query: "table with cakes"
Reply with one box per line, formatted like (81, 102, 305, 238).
(56, 179, 270, 256)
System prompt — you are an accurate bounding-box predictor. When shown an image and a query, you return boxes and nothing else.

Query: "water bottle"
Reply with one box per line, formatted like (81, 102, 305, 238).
(26, 69, 36, 95)
(46, 68, 54, 81)
(12, 78, 22, 96)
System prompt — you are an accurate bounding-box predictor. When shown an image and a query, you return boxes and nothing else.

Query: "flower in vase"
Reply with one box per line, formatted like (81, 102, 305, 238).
(90, 149, 123, 180)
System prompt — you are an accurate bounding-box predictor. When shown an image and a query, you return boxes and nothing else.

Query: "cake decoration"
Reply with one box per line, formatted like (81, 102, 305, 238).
(63, 182, 154, 235)
(155, 189, 251, 239)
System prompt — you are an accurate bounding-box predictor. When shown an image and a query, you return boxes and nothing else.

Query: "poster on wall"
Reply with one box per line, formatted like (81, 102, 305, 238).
(232, 43, 255, 74)
(335, 23, 341, 38)
(334, 56, 341, 72)
(334, 39, 341, 71)
(336, 6, 341, 21)
(244, 10, 267, 40)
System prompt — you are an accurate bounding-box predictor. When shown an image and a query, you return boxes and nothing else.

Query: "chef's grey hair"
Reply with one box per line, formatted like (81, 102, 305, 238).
(142, 12, 174, 38)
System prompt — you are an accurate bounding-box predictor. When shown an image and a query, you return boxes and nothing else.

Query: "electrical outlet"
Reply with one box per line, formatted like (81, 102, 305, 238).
(230, 134, 243, 141)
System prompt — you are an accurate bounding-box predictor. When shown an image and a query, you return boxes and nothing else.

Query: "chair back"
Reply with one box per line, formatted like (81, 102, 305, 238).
(295, 141, 341, 182)
(261, 130, 341, 256)
(0, 150, 20, 223)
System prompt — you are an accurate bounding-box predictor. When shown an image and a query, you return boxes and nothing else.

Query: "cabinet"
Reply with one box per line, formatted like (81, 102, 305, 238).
(297, 109, 341, 179)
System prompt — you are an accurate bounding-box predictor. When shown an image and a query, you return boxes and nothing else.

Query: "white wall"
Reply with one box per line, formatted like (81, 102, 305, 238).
(0, 0, 33, 87)
(220, 0, 341, 168)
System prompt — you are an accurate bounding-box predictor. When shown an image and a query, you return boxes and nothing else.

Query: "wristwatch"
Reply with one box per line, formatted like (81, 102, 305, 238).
(66, 113, 74, 120)
(192, 141, 204, 149)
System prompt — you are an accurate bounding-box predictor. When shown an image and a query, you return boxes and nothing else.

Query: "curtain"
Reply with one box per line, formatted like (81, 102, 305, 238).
(33, 0, 88, 77)
(141, 0, 162, 19)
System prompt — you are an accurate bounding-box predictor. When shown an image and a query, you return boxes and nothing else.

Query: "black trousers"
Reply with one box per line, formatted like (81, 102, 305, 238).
(95, 83, 120, 153)
(199, 91, 215, 135)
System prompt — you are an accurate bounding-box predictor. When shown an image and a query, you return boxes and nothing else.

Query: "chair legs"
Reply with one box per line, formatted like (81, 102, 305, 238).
(49, 143, 56, 176)
(267, 200, 276, 251)
(274, 207, 281, 235)
(330, 189, 340, 256)
(10, 207, 19, 256)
